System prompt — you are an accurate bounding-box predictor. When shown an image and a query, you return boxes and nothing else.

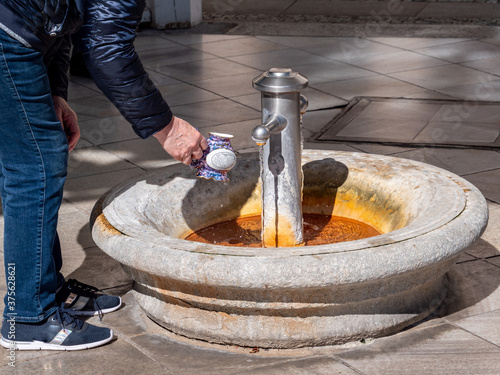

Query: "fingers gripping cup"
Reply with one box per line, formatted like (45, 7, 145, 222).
(190, 132, 237, 182)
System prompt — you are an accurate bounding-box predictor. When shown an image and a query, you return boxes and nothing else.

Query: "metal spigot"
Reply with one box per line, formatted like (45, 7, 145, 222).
(251, 114, 287, 146)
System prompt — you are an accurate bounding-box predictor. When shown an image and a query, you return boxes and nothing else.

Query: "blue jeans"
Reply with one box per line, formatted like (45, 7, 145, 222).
(0, 30, 68, 322)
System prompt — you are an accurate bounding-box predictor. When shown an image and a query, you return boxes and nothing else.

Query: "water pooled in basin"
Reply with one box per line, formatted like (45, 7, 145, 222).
(184, 214, 380, 247)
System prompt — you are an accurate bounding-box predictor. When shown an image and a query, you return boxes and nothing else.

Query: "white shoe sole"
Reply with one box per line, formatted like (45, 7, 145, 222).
(71, 297, 123, 316)
(0, 330, 114, 351)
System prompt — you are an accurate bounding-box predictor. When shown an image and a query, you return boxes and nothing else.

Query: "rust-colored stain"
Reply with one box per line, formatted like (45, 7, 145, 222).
(262, 214, 303, 248)
(94, 213, 123, 236)
(332, 187, 406, 234)
(184, 214, 380, 247)
(217, 311, 236, 319)
(445, 176, 472, 195)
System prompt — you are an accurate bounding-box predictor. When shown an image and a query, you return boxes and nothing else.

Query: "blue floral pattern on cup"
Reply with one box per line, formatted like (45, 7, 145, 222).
(190, 133, 236, 182)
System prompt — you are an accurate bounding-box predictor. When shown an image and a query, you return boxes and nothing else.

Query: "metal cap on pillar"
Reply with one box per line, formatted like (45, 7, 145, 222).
(252, 68, 308, 93)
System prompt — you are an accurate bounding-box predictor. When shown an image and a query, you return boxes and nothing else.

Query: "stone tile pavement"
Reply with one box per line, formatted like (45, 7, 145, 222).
(1, 7, 500, 375)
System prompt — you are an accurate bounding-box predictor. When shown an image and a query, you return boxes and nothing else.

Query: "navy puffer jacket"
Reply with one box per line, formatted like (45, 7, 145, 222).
(0, 0, 172, 138)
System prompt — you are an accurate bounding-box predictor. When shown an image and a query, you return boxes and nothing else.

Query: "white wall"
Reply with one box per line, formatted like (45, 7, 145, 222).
(144, 0, 202, 29)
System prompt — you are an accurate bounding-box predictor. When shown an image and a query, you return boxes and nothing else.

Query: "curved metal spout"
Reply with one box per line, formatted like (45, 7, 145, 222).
(251, 114, 287, 146)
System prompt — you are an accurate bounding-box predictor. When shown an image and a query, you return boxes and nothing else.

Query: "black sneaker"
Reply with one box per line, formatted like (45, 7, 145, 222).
(0, 307, 113, 350)
(56, 279, 122, 318)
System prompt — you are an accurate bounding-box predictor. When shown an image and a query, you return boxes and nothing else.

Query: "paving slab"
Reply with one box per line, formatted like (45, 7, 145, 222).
(158, 82, 223, 106)
(464, 168, 500, 204)
(133, 34, 178, 52)
(66, 146, 138, 179)
(454, 309, 500, 347)
(57, 210, 97, 251)
(128, 333, 298, 375)
(190, 36, 288, 58)
(193, 71, 265, 98)
(170, 98, 260, 128)
(336, 324, 500, 375)
(463, 55, 500, 76)
(150, 57, 260, 83)
(291, 60, 377, 85)
(316, 97, 500, 148)
(415, 39, 500, 63)
(231, 356, 361, 375)
(301, 38, 402, 63)
(145, 68, 183, 86)
(61, 246, 132, 292)
(368, 37, 472, 50)
(68, 74, 101, 91)
(230, 93, 261, 111)
(162, 33, 248, 46)
(391, 147, 500, 176)
(436, 79, 500, 102)
(63, 168, 147, 213)
(464, 203, 500, 258)
(304, 142, 361, 153)
(389, 64, 499, 91)
(99, 137, 178, 171)
(77, 116, 139, 146)
(315, 75, 427, 100)
(341, 142, 415, 155)
(303, 108, 346, 135)
(404, 90, 457, 100)
(440, 259, 500, 321)
(67, 80, 101, 100)
(487, 256, 500, 268)
(68, 94, 121, 119)
(342, 49, 449, 74)
(138, 44, 217, 69)
(229, 48, 332, 71)
(1, 339, 168, 375)
(258, 35, 349, 49)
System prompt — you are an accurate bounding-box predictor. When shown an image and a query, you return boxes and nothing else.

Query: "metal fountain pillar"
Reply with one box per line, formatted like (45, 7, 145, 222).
(252, 68, 309, 247)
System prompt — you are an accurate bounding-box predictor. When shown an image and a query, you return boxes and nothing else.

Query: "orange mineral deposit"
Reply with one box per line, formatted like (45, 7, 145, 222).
(184, 214, 380, 247)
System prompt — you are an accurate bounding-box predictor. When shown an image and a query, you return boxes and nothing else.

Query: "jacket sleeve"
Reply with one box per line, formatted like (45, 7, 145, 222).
(78, 0, 173, 139)
(45, 34, 71, 100)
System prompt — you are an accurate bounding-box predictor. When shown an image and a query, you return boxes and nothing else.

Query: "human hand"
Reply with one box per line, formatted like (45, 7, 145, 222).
(52, 95, 80, 152)
(153, 116, 208, 165)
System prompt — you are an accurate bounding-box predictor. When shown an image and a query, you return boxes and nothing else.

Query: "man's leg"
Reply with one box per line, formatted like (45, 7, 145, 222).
(0, 29, 113, 351)
(0, 30, 67, 323)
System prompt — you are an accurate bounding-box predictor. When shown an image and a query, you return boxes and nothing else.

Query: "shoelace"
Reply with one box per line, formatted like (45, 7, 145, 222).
(66, 279, 104, 320)
(66, 279, 99, 296)
(54, 306, 84, 331)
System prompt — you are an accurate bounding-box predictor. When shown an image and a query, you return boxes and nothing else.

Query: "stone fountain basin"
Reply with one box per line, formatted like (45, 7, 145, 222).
(91, 150, 488, 348)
